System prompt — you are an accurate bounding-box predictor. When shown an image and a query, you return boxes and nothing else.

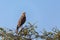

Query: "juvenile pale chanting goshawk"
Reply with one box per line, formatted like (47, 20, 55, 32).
(16, 12, 26, 34)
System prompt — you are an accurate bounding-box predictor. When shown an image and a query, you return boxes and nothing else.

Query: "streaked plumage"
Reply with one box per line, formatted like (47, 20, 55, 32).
(16, 12, 26, 34)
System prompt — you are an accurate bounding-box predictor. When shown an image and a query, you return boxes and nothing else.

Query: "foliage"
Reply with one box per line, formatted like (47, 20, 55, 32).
(0, 23, 60, 40)
(40, 27, 60, 40)
(0, 22, 40, 40)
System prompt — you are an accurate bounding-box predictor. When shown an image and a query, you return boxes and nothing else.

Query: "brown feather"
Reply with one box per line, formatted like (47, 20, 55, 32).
(16, 12, 26, 34)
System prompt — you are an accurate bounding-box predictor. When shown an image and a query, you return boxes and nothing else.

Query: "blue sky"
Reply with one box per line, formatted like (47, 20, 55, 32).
(0, 0, 60, 32)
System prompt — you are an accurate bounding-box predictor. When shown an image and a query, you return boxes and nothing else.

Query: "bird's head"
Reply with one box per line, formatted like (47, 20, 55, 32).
(22, 12, 26, 16)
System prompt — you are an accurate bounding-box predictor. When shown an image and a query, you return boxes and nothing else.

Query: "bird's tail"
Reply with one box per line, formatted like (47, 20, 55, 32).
(16, 25, 19, 34)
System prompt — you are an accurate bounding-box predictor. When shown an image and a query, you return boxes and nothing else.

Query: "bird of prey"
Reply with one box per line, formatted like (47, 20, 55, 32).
(16, 12, 26, 34)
